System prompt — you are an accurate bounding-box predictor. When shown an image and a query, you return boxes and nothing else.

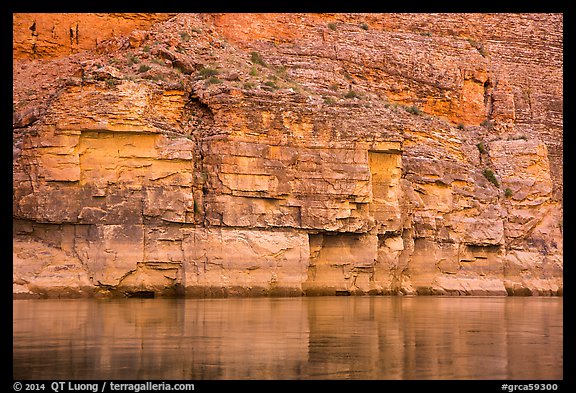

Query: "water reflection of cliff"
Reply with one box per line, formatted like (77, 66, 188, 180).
(306, 297, 562, 379)
(13, 297, 562, 380)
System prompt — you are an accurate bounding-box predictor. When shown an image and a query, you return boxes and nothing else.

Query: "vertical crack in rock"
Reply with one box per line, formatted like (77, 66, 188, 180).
(184, 92, 214, 226)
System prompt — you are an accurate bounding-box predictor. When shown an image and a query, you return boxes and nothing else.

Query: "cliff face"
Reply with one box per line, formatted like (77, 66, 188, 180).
(13, 13, 176, 60)
(13, 13, 563, 298)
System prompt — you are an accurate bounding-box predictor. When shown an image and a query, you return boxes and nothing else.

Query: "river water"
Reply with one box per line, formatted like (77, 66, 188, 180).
(13, 296, 562, 380)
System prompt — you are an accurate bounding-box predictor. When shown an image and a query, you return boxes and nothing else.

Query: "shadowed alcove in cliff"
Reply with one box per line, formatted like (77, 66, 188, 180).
(303, 149, 403, 296)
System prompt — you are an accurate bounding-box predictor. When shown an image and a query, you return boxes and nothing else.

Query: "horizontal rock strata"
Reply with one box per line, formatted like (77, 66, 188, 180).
(13, 13, 562, 297)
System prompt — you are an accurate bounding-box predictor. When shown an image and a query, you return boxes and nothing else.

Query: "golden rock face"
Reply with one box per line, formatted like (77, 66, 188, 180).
(13, 13, 562, 298)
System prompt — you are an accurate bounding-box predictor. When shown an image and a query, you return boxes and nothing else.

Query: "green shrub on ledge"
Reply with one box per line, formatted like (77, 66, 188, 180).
(138, 64, 151, 73)
(199, 67, 219, 78)
(477, 142, 486, 154)
(483, 168, 499, 188)
(344, 90, 358, 99)
(404, 105, 422, 115)
(250, 51, 267, 67)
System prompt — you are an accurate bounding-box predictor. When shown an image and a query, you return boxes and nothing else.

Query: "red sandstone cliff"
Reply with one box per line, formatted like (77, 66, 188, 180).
(13, 13, 563, 297)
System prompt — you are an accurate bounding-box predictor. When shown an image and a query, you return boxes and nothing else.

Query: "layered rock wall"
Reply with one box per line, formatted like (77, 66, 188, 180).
(13, 13, 175, 60)
(13, 13, 562, 297)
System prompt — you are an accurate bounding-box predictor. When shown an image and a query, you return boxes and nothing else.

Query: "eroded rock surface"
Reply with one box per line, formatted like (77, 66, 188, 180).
(13, 13, 562, 297)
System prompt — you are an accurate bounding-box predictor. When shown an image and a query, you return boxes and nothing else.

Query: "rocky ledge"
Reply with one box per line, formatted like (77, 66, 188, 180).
(13, 13, 562, 298)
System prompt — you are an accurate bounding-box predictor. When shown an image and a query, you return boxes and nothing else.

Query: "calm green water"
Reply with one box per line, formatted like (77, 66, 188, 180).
(13, 297, 562, 380)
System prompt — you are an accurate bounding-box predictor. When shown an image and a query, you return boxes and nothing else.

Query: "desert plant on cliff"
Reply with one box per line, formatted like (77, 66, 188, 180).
(264, 81, 278, 90)
(138, 64, 151, 73)
(143, 73, 167, 82)
(127, 54, 140, 66)
(250, 51, 267, 67)
(457, 123, 465, 130)
(179, 32, 191, 42)
(480, 119, 493, 129)
(504, 188, 513, 198)
(327, 22, 337, 31)
(344, 89, 359, 99)
(404, 105, 422, 115)
(360, 23, 369, 30)
(476, 142, 486, 154)
(468, 38, 489, 57)
(483, 168, 499, 188)
(199, 67, 219, 78)
(104, 78, 118, 88)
